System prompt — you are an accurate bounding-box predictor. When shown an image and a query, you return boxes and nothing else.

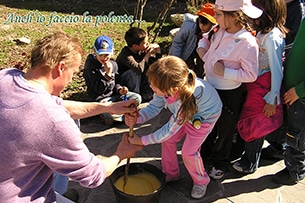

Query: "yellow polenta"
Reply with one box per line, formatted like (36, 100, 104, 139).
(114, 172, 161, 195)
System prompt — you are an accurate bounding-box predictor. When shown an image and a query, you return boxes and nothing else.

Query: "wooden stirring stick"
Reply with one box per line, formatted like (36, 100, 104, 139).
(123, 124, 134, 190)
(123, 95, 135, 190)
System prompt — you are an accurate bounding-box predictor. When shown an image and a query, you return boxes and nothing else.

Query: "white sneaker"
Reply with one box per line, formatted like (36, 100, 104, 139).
(209, 166, 224, 180)
(232, 161, 244, 173)
(232, 161, 255, 174)
(112, 114, 124, 122)
(191, 184, 207, 199)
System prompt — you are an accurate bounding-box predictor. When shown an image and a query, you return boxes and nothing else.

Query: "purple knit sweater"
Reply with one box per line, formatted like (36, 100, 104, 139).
(0, 68, 106, 203)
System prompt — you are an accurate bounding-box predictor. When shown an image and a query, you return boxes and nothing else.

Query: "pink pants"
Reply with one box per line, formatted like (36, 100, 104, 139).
(161, 121, 214, 185)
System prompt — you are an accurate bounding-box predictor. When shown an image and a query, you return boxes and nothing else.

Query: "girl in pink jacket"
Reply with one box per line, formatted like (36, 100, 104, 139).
(197, 0, 262, 179)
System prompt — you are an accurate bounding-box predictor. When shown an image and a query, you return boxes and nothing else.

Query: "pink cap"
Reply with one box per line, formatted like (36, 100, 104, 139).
(215, 0, 262, 19)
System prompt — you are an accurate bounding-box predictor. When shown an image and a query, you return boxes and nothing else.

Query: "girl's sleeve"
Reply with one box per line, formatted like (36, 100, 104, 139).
(224, 42, 259, 83)
(197, 32, 211, 51)
(125, 54, 147, 74)
(141, 115, 183, 146)
(136, 95, 165, 124)
(263, 34, 284, 105)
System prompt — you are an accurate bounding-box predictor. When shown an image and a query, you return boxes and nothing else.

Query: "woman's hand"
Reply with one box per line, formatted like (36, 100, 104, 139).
(109, 99, 138, 115)
(125, 133, 144, 145)
(115, 134, 143, 159)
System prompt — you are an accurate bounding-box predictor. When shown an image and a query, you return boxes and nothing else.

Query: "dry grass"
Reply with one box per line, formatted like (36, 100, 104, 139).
(0, 0, 187, 100)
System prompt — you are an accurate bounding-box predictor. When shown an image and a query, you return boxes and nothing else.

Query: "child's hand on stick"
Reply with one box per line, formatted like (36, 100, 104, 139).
(124, 133, 144, 146)
(124, 108, 139, 127)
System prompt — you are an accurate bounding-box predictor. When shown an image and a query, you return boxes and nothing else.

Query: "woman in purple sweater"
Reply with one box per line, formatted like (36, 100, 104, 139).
(0, 32, 141, 203)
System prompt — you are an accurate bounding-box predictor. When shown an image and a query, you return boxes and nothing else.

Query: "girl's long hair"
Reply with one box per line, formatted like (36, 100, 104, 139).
(147, 56, 197, 124)
(252, 0, 288, 37)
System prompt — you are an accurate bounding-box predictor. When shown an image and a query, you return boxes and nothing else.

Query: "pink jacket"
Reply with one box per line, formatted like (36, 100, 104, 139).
(238, 72, 283, 142)
(200, 28, 259, 90)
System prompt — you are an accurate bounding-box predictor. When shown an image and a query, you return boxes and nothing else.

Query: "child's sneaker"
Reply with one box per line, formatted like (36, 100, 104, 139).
(209, 166, 224, 180)
(191, 184, 207, 199)
(232, 161, 255, 174)
(112, 114, 124, 122)
(232, 161, 244, 173)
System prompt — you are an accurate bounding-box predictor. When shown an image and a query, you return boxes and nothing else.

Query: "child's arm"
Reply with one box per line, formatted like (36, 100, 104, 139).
(116, 47, 147, 74)
(262, 33, 284, 117)
(284, 87, 299, 106)
(197, 47, 208, 60)
(127, 95, 183, 146)
(127, 114, 183, 146)
(124, 54, 147, 74)
(216, 41, 259, 83)
(140, 115, 183, 146)
(145, 44, 162, 64)
(197, 32, 211, 60)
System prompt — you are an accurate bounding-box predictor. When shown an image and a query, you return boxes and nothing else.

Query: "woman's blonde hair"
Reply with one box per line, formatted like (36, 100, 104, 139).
(30, 32, 84, 70)
(147, 56, 197, 125)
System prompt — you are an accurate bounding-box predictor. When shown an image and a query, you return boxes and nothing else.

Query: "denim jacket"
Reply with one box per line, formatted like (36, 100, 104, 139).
(169, 13, 198, 61)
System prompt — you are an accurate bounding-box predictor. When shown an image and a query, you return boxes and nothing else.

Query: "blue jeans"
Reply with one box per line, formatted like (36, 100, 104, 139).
(264, 105, 288, 155)
(100, 91, 142, 104)
(53, 173, 69, 194)
(239, 137, 265, 172)
(284, 100, 305, 181)
(120, 70, 142, 94)
(121, 69, 153, 100)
